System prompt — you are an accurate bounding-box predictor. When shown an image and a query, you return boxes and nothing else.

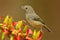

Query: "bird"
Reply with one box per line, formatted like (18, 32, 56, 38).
(21, 5, 52, 32)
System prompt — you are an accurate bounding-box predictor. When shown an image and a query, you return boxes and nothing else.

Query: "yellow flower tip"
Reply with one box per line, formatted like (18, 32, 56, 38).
(4, 16, 9, 24)
(18, 33, 21, 35)
(16, 20, 23, 29)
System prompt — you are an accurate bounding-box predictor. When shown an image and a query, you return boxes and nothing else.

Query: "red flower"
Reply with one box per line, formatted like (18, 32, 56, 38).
(37, 31, 43, 40)
(26, 36, 33, 40)
(26, 29, 33, 36)
(18, 28, 21, 32)
(4, 30, 9, 35)
(17, 35, 20, 40)
(14, 35, 17, 40)
(22, 24, 26, 26)
(0, 16, 3, 19)
(12, 22, 18, 26)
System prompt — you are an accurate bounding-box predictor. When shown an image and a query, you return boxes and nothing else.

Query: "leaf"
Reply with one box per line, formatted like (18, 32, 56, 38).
(16, 21, 22, 30)
(9, 17, 12, 25)
(33, 29, 36, 40)
(10, 35, 14, 40)
(1, 32, 5, 40)
(23, 25, 28, 33)
(37, 31, 43, 40)
(0, 29, 1, 32)
(36, 31, 40, 39)
(3, 16, 9, 24)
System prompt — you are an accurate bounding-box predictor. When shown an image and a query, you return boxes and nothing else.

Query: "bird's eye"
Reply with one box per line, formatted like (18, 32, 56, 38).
(26, 8, 28, 9)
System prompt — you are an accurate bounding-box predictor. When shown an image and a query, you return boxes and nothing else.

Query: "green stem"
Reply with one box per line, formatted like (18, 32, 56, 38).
(1, 32, 5, 40)
(10, 35, 14, 40)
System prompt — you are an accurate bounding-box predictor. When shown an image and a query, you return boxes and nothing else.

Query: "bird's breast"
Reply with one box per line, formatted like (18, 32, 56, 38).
(27, 20, 43, 28)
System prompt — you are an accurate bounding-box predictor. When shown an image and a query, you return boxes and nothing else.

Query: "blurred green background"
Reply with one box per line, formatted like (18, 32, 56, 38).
(0, 0, 60, 40)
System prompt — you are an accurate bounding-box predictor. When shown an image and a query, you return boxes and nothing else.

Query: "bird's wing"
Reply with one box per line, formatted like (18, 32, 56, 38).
(32, 17, 45, 24)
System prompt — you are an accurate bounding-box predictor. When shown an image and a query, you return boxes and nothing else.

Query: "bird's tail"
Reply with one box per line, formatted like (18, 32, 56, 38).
(43, 25, 52, 32)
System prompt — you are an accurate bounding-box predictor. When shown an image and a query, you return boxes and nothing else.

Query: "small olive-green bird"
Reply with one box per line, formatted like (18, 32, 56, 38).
(21, 5, 52, 32)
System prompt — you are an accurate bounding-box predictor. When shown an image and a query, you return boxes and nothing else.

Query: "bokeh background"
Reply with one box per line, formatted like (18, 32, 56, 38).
(0, 0, 60, 40)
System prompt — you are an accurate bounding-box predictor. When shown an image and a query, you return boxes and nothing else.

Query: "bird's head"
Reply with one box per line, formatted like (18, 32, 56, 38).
(21, 5, 34, 13)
